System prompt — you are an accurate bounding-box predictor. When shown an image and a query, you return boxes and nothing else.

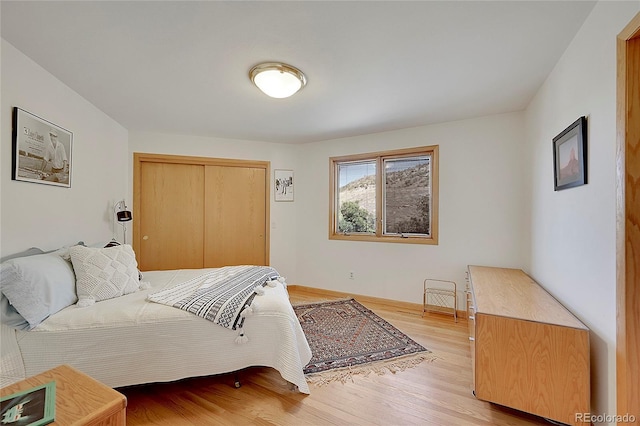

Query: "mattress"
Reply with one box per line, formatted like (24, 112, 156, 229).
(0, 268, 312, 393)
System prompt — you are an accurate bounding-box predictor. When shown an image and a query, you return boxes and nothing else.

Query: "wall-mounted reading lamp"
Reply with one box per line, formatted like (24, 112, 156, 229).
(114, 199, 132, 244)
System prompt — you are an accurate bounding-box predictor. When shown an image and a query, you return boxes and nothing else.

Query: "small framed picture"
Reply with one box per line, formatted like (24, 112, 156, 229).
(553, 116, 587, 191)
(0, 380, 56, 426)
(274, 169, 294, 202)
(12, 107, 73, 188)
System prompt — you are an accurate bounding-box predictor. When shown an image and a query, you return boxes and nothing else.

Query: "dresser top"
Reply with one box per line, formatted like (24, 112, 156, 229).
(468, 265, 588, 330)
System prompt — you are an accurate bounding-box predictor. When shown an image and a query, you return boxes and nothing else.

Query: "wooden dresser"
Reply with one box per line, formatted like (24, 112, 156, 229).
(0, 364, 126, 425)
(466, 265, 590, 426)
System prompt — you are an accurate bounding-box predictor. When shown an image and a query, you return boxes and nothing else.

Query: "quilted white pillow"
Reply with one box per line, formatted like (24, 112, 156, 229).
(69, 244, 141, 307)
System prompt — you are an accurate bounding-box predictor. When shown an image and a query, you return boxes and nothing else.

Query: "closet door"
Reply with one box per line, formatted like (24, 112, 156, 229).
(138, 162, 205, 271)
(204, 165, 267, 267)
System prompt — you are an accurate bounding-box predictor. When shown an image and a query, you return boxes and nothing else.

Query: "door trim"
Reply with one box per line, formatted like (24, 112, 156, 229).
(133, 152, 271, 266)
(616, 12, 640, 422)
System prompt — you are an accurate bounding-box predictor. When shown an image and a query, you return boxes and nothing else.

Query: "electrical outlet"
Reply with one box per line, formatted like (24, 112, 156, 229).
(349, 271, 355, 280)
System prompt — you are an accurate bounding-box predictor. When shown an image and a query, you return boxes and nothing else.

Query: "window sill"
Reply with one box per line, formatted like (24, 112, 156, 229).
(329, 233, 438, 245)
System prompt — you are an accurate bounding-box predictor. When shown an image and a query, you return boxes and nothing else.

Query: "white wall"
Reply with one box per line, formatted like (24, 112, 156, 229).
(524, 1, 640, 419)
(129, 112, 527, 307)
(128, 132, 299, 281)
(1, 40, 129, 256)
(295, 112, 527, 307)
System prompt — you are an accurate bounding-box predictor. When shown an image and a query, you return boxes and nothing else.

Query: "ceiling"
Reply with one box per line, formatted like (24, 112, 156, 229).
(1, 1, 596, 144)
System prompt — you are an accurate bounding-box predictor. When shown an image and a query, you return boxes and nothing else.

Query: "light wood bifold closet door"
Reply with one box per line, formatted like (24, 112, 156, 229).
(133, 153, 270, 271)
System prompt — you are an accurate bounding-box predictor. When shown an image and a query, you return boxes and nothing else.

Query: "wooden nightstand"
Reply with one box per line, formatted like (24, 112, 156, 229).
(0, 364, 126, 425)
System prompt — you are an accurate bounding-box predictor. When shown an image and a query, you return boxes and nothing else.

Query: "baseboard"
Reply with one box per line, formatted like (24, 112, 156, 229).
(288, 284, 466, 318)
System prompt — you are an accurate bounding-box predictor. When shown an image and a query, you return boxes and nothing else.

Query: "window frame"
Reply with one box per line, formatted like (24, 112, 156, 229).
(329, 145, 439, 245)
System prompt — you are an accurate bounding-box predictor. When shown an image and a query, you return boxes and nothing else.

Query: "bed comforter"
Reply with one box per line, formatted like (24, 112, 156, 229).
(0, 268, 312, 393)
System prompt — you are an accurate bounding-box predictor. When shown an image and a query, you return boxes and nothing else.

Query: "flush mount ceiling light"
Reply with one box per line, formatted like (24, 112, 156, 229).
(249, 62, 307, 99)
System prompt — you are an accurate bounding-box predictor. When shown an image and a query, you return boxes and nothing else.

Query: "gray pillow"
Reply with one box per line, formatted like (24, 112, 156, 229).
(0, 253, 78, 329)
(0, 247, 44, 263)
(1, 247, 45, 330)
(0, 296, 29, 330)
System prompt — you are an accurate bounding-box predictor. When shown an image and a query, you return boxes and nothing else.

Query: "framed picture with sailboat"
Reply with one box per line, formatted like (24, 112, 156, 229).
(12, 107, 73, 188)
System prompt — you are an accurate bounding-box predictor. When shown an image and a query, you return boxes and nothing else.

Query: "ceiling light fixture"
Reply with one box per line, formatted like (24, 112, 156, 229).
(249, 62, 307, 99)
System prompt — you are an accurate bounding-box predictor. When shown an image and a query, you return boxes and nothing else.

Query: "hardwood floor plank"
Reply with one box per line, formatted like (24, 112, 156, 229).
(120, 288, 552, 425)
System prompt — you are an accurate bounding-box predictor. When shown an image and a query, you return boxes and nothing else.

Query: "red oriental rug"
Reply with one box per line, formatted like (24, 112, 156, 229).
(294, 298, 435, 385)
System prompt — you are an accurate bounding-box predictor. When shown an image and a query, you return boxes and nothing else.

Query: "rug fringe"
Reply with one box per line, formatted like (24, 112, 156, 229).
(305, 351, 438, 386)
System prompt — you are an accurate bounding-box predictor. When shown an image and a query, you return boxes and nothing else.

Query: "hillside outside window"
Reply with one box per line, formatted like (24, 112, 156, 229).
(329, 145, 439, 245)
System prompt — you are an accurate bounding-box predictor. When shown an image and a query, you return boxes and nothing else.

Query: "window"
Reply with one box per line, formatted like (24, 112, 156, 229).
(329, 145, 439, 244)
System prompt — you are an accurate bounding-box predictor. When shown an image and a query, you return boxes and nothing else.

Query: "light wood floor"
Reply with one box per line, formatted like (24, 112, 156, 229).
(119, 289, 551, 425)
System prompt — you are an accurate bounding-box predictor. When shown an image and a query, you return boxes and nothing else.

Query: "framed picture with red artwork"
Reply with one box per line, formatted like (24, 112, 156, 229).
(553, 116, 587, 191)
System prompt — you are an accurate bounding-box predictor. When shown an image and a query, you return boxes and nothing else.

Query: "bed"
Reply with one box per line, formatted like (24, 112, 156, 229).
(0, 244, 312, 394)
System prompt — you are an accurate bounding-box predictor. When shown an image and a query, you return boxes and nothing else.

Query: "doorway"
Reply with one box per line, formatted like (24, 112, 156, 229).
(616, 12, 640, 422)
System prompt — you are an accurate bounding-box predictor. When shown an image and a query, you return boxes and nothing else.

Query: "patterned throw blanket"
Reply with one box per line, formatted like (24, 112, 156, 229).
(147, 265, 279, 331)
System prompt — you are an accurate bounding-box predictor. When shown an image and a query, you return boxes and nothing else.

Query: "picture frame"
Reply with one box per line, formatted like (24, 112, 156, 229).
(12, 107, 73, 188)
(553, 116, 587, 191)
(0, 380, 56, 426)
(274, 169, 294, 202)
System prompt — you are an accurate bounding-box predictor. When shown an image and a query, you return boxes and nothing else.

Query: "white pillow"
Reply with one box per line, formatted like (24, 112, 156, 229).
(69, 244, 141, 307)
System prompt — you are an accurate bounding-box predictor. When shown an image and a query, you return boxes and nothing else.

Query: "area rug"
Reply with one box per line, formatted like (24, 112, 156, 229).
(294, 298, 435, 385)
